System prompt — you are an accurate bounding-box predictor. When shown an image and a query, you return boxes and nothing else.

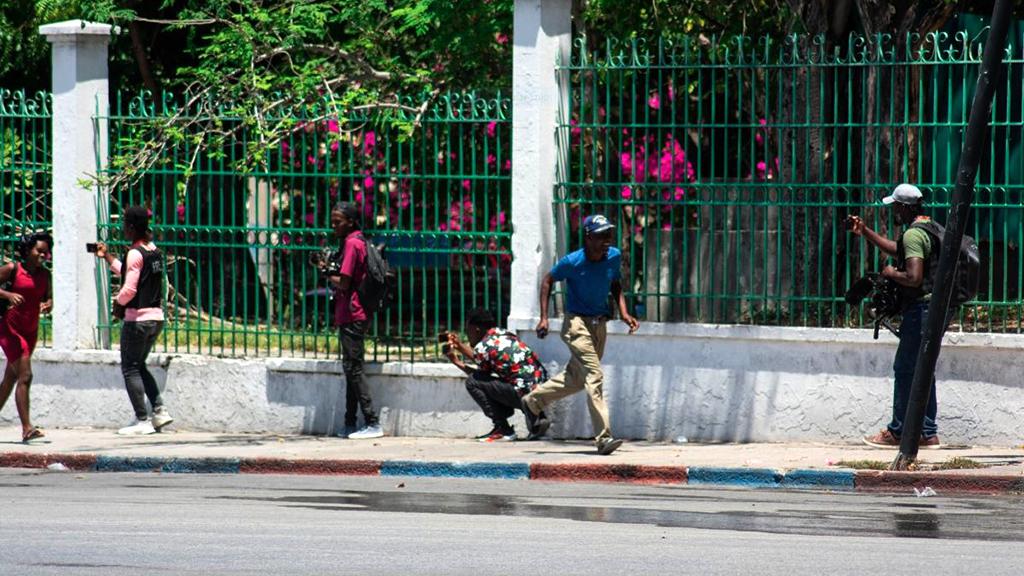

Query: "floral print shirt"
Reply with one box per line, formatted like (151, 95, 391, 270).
(472, 328, 548, 392)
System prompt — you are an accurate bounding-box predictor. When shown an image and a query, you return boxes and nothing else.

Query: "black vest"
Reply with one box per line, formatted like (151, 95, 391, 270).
(895, 220, 940, 306)
(127, 246, 165, 310)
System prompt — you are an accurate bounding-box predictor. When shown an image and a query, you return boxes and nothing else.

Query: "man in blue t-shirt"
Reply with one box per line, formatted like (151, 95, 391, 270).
(521, 214, 640, 455)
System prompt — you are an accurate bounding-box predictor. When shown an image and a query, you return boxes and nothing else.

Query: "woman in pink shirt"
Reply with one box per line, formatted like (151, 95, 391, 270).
(94, 206, 173, 435)
(0, 232, 52, 442)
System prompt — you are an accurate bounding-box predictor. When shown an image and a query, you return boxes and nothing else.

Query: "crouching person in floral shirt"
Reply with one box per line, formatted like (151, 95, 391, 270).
(444, 308, 551, 443)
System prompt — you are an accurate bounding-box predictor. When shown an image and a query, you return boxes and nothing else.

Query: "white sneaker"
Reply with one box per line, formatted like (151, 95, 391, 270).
(118, 419, 156, 436)
(151, 407, 174, 431)
(347, 424, 384, 439)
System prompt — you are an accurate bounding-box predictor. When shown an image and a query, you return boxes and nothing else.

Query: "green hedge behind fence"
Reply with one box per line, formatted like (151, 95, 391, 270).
(557, 29, 1024, 332)
(96, 91, 512, 360)
(0, 89, 51, 346)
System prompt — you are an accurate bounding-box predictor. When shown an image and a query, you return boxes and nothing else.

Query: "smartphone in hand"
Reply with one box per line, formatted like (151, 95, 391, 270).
(86, 243, 98, 253)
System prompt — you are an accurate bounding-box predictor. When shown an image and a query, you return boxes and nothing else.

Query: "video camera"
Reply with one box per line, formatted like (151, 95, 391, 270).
(309, 246, 342, 278)
(845, 272, 902, 339)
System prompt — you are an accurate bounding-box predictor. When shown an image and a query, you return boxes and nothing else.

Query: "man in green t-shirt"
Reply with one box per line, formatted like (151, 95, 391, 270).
(846, 184, 941, 450)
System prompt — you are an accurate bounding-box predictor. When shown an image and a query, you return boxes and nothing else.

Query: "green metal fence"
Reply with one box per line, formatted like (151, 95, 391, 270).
(557, 29, 1024, 332)
(0, 89, 52, 345)
(96, 91, 512, 359)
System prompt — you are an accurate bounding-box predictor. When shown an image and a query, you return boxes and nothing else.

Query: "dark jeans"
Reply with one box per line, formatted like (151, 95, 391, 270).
(340, 321, 377, 427)
(465, 371, 522, 428)
(120, 320, 164, 420)
(890, 302, 938, 438)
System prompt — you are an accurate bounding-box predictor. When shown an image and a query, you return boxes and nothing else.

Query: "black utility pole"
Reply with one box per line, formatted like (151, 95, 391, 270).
(891, 0, 1013, 470)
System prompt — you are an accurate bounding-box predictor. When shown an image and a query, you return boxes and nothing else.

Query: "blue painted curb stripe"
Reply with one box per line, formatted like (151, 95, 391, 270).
(781, 469, 855, 490)
(381, 460, 530, 480)
(688, 467, 783, 487)
(95, 456, 241, 474)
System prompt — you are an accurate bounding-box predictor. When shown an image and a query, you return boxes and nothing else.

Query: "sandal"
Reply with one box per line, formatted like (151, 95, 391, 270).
(22, 427, 44, 443)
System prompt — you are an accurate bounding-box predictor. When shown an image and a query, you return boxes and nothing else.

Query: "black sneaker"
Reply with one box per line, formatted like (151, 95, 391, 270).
(475, 427, 499, 440)
(520, 398, 539, 436)
(527, 412, 550, 441)
(597, 438, 624, 455)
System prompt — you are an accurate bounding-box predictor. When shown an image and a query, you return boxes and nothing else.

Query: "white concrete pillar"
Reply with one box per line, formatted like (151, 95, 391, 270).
(40, 20, 114, 351)
(509, 0, 572, 328)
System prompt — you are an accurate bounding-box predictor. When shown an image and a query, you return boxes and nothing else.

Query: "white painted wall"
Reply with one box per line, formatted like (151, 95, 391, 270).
(4, 326, 1023, 446)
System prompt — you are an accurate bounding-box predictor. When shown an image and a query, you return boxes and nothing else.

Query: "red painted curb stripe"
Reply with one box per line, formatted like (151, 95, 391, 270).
(239, 458, 382, 476)
(530, 463, 687, 485)
(855, 471, 1024, 494)
(0, 452, 97, 471)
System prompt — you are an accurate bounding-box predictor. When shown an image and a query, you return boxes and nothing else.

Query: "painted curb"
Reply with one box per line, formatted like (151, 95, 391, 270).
(783, 469, 855, 490)
(688, 467, 784, 487)
(688, 467, 855, 490)
(855, 471, 1024, 494)
(94, 456, 241, 474)
(0, 452, 96, 471)
(530, 463, 687, 484)
(240, 458, 381, 476)
(0, 452, 1019, 495)
(381, 460, 530, 480)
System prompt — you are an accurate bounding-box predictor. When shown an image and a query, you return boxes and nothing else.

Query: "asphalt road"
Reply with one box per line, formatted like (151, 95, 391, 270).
(1, 469, 1023, 575)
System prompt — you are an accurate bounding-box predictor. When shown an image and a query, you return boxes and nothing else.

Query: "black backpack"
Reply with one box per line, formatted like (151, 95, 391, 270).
(357, 235, 396, 315)
(911, 220, 981, 307)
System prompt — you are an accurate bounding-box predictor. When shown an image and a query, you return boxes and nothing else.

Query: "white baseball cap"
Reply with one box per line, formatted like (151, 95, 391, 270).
(881, 183, 923, 205)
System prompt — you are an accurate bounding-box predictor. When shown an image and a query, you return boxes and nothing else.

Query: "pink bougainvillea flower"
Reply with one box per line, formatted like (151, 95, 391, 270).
(620, 152, 634, 176)
(363, 175, 374, 190)
(486, 121, 497, 138)
(487, 154, 497, 168)
(648, 93, 660, 109)
(570, 118, 581, 140)
(621, 186, 633, 199)
(759, 118, 768, 126)
(668, 82, 675, 100)
(503, 159, 511, 171)
(756, 161, 768, 180)
(755, 133, 764, 145)
(462, 179, 471, 191)
(495, 32, 509, 45)
(304, 212, 315, 226)
(280, 141, 291, 158)
(176, 204, 185, 223)
(326, 119, 340, 133)
(362, 131, 376, 155)
(437, 152, 446, 165)
(674, 187, 686, 201)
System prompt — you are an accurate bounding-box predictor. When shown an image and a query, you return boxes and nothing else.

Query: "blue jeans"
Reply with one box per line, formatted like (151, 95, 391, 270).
(889, 302, 938, 438)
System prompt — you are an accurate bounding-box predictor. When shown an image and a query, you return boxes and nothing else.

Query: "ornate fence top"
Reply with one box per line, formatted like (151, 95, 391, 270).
(562, 31, 1024, 68)
(109, 90, 511, 123)
(0, 90, 51, 118)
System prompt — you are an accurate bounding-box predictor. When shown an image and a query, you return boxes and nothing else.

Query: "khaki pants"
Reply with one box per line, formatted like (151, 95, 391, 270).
(523, 314, 611, 443)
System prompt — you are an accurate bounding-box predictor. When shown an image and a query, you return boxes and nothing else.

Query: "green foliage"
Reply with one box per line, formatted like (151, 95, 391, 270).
(579, 0, 792, 43)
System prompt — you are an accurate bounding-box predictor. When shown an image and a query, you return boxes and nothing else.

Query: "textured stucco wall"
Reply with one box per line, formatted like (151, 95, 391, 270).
(3, 325, 1023, 445)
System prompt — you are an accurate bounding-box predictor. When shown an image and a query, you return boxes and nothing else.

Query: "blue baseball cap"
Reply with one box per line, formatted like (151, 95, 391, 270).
(582, 214, 615, 235)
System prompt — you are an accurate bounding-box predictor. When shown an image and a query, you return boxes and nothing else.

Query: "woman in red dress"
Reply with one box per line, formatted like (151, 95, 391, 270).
(0, 232, 52, 442)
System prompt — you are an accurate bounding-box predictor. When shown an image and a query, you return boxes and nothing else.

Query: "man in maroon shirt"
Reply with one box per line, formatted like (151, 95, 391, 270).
(328, 202, 381, 439)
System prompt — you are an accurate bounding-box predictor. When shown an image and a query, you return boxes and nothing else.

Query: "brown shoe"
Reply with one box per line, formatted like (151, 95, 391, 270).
(862, 429, 900, 449)
(919, 435, 942, 449)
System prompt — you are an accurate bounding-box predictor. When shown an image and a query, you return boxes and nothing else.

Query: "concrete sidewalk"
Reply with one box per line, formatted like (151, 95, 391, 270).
(2, 426, 1023, 494)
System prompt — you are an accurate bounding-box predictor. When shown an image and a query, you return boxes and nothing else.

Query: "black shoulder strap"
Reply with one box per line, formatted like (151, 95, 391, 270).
(911, 219, 941, 235)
